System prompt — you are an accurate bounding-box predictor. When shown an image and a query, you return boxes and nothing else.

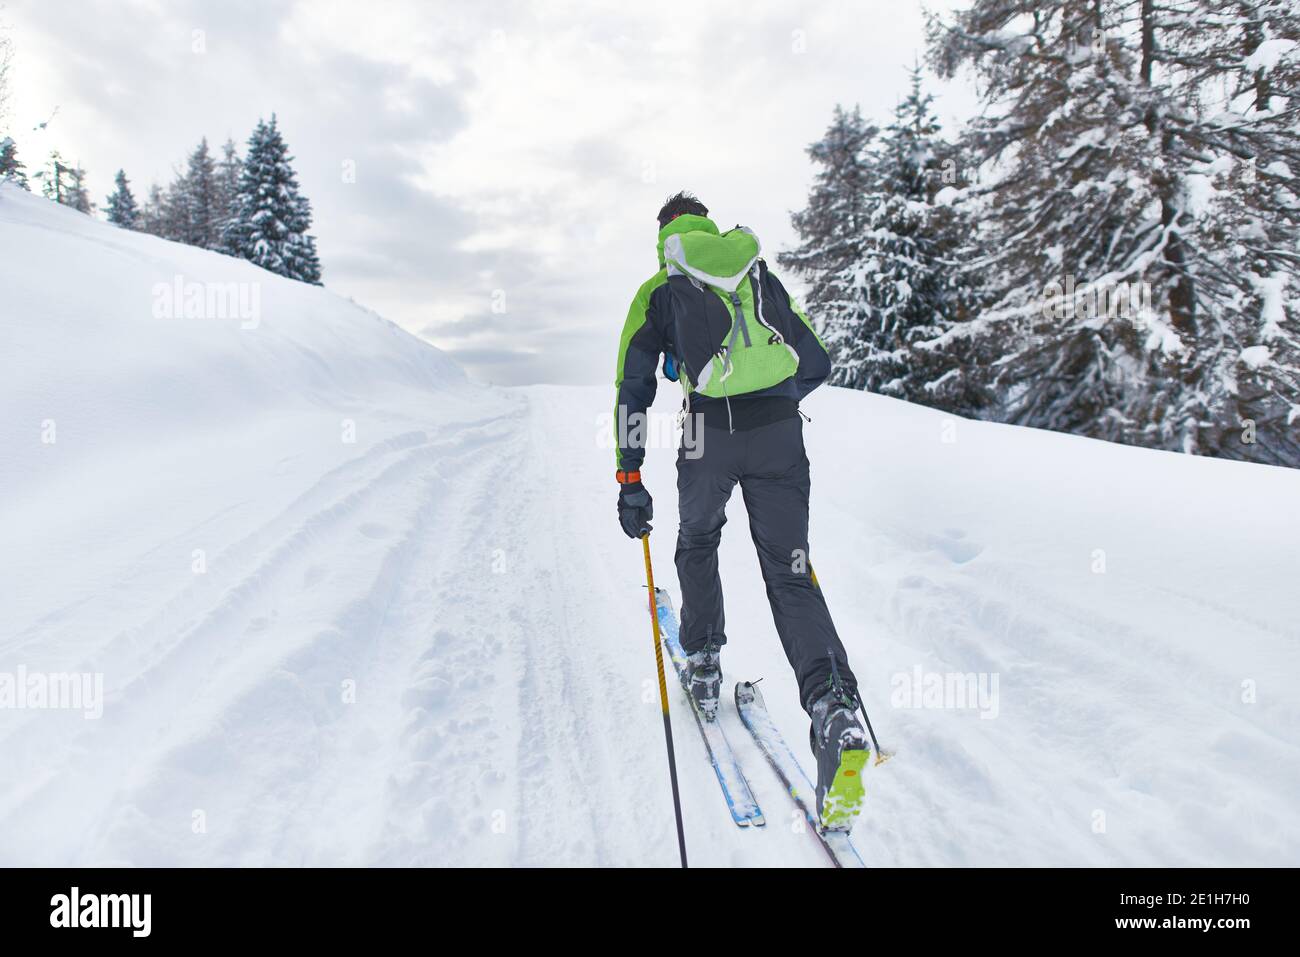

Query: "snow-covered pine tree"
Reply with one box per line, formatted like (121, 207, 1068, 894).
(215, 137, 241, 246)
(1153, 0, 1300, 466)
(928, 1, 1161, 443)
(66, 163, 93, 214)
(139, 182, 171, 238)
(227, 115, 322, 284)
(778, 105, 877, 382)
(0, 135, 28, 189)
(838, 66, 985, 413)
(928, 0, 1299, 465)
(173, 137, 222, 249)
(38, 150, 68, 204)
(38, 150, 91, 212)
(104, 169, 139, 228)
(292, 193, 323, 284)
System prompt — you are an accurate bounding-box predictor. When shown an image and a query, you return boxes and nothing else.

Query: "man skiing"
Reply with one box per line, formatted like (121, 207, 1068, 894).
(613, 191, 869, 831)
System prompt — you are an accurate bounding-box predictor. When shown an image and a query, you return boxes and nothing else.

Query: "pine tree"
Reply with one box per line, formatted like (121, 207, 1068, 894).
(66, 163, 93, 214)
(227, 115, 323, 283)
(215, 137, 241, 246)
(835, 67, 984, 412)
(139, 182, 170, 238)
(174, 137, 221, 249)
(927, 2, 1148, 442)
(778, 105, 877, 376)
(0, 135, 28, 189)
(38, 150, 67, 204)
(38, 150, 91, 212)
(105, 169, 139, 228)
(927, 0, 1300, 465)
(1154, 0, 1300, 466)
(293, 194, 323, 283)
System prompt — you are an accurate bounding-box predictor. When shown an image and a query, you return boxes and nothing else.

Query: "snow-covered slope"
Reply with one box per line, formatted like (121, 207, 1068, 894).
(2, 184, 1298, 866)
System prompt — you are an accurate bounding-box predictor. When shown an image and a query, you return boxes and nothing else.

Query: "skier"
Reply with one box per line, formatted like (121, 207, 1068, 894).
(613, 191, 869, 831)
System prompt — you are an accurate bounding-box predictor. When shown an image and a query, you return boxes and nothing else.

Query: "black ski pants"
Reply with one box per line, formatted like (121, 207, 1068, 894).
(675, 415, 857, 713)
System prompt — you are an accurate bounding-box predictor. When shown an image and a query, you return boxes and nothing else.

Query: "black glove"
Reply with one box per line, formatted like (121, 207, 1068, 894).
(617, 480, 653, 539)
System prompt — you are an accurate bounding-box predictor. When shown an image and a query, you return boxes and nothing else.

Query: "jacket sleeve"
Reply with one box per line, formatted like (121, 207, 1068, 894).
(764, 268, 832, 399)
(613, 278, 667, 473)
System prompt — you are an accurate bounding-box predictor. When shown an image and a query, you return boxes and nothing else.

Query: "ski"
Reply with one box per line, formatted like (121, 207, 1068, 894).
(734, 680, 866, 867)
(653, 588, 766, 828)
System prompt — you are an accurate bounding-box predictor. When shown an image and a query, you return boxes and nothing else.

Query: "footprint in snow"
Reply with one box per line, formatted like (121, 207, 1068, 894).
(930, 529, 984, 565)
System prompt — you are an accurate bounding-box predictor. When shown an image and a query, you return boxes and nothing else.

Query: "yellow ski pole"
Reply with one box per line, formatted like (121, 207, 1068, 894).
(642, 532, 688, 868)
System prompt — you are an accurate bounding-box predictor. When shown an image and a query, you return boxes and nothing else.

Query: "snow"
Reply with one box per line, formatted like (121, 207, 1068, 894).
(3, 184, 1299, 866)
(1183, 171, 1218, 218)
(1244, 38, 1297, 74)
(1239, 345, 1271, 369)
(932, 185, 962, 207)
(1254, 272, 1288, 342)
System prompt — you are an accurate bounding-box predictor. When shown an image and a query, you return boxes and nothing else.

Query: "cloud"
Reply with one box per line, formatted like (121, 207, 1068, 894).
(5, 0, 978, 386)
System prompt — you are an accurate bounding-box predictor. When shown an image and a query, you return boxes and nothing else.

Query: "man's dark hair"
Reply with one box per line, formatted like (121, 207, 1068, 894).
(657, 191, 708, 229)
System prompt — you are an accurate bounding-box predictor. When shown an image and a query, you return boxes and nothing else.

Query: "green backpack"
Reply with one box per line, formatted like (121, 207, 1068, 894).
(662, 226, 801, 402)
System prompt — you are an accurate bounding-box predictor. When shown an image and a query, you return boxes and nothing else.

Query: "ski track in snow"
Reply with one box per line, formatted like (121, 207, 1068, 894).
(512, 388, 687, 866)
(2, 410, 526, 864)
(3, 381, 1296, 866)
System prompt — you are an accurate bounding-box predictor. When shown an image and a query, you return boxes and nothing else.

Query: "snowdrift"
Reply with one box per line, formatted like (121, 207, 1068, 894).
(1, 184, 466, 491)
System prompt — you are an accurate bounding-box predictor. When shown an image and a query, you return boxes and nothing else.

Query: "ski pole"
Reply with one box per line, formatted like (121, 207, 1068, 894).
(641, 532, 689, 868)
(855, 688, 892, 767)
(810, 563, 893, 767)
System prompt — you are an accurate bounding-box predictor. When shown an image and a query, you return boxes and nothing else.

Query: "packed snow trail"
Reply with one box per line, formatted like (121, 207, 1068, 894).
(3, 184, 1299, 866)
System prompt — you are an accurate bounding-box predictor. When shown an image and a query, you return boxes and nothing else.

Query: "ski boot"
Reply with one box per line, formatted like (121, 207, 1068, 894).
(809, 684, 869, 831)
(683, 643, 722, 721)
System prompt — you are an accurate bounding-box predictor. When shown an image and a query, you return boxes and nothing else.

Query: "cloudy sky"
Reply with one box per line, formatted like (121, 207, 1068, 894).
(4, 0, 976, 385)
